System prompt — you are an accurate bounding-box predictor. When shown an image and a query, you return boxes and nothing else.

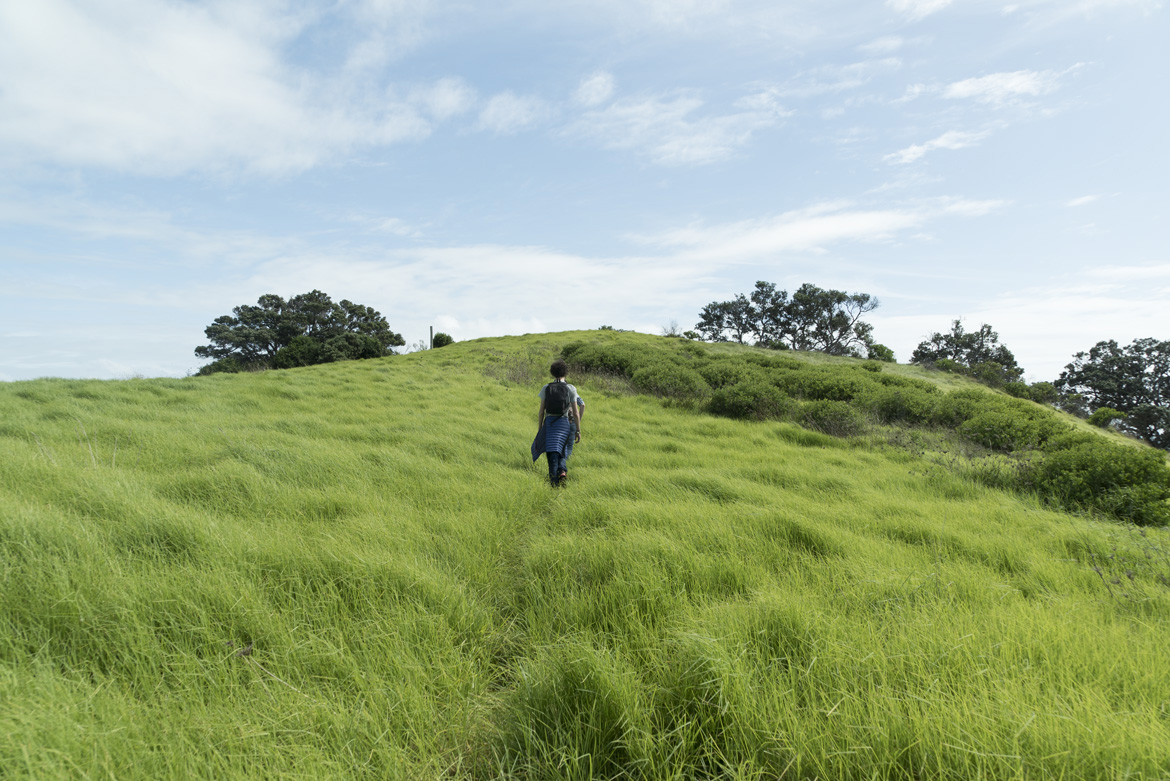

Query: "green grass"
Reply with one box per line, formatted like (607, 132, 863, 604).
(2, 331, 1169, 779)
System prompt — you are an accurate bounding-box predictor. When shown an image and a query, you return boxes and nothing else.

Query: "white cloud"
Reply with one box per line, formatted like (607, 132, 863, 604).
(894, 83, 930, 103)
(574, 72, 616, 107)
(773, 59, 902, 99)
(568, 89, 789, 165)
(553, 0, 734, 33)
(943, 69, 1066, 105)
(858, 35, 905, 55)
(635, 198, 1004, 260)
(411, 77, 477, 120)
(1021, 0, 1163, 21)
(884, 130, 991, 164)
(476, 92, 550, 134)
(886, 0, 954, 21)
(1066, 194, 1101, 207)
(734, 86, 792, 114)
(1084, 262, 1170, 281)
(631, 0, 734, 28)
(369, 217, 424, 237)
(341, 0, 441, 72)
(0, 0, 437, 175)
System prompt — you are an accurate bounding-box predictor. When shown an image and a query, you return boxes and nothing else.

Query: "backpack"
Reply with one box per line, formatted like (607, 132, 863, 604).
(545, 382, 572, 416)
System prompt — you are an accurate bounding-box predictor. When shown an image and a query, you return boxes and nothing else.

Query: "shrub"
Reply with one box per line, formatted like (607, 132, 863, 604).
(194, 356, 249, 375)
(1003, 381, 1031, 399)
(932, 358, 965, 374)
(1087, 407, 1126, 428)
(969, 361, 1012, 388)
(957, 398, 1069, 451)
(707, 380, 793, 420)
(564, 344, 639, 376)
(631, 362, 711, 401)
(1026, 441, 1170, 525)
(432, 332, 455, 348)
(802, 400, 866, 438)
(867, 343, 896, 362)
(859, 385, 938, 425)
(774, 368, 870, 402)
(959, 411, 1042, 451)
(932, 389, 988, 427)
(1095, 484, 1170, 526)
(698, 360, 755, 390)
(873, 373, 940, 394)
(741, 352, 801, 371)
(560, 341, 587, 360)
(1028, 381, 1058, 405)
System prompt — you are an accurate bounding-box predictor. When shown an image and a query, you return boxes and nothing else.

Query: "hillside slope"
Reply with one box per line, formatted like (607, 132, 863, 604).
(2, 332, 1169, 780)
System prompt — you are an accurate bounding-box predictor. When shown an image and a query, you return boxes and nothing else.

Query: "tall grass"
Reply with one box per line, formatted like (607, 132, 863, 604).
(2, 332, 1169, 779)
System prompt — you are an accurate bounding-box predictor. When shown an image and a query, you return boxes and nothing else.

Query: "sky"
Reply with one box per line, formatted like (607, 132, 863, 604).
(1, 0, 1167, 383)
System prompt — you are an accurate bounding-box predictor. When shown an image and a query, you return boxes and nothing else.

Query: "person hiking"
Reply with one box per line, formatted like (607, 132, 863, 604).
(533, 359, 583, 486)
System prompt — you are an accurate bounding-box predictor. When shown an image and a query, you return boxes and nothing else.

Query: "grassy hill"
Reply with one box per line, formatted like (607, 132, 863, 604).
(2, 331, 1168, 780)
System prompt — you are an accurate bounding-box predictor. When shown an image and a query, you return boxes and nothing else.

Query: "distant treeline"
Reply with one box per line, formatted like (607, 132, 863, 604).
(694, 281, 1168, 450)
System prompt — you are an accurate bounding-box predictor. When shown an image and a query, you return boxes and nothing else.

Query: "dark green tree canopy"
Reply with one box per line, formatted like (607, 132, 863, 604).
(1056, 338, 1169, 412)
(696, 281, 881, 358)
(910, 320, 1024, 386)
(432, 332, 455, 348)
(195, 290, 404, 374)
(1056, 338, 1170, 449)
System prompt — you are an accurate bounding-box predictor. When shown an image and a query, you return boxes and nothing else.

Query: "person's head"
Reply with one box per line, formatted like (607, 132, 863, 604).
(550, 359, 568, 379)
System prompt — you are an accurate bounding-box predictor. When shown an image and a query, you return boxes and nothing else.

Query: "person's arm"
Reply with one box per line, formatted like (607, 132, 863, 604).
(572, 400, 582, 441)
(537, 399, 546, 429)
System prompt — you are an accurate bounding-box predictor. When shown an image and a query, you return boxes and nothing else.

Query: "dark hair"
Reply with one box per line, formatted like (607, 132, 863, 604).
(550, 359, 568, 378)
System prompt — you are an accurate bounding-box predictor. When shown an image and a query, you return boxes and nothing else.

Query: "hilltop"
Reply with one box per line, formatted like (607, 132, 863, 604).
(1, 331, 1168, 779)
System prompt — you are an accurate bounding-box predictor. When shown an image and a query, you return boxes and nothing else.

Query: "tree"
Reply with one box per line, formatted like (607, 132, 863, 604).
(748, 281, 788, 345)
(432, 332, 455, 348)
(195, 290, 403, 374)
(910, 320, 1023, 386)
(694, 281, 880, 357)
(784, 283, 878, 355)
(1056, 338, 1170, 448)
(696, 301, 732, 342)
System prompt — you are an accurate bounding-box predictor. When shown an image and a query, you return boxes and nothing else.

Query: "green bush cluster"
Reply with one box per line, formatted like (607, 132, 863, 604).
(802, 400, 866, 437)
(1003, 380, 1059, 404)
(708, 380, 794, 420)
(1024, 437, 1170, 526)
(1087, 407, 1126, 428)
(630, 363, 710, 401)
(562, 338, 1170, 525)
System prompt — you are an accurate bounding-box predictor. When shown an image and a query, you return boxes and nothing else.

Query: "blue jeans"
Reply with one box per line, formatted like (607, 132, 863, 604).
(546, 450, 567, 484)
